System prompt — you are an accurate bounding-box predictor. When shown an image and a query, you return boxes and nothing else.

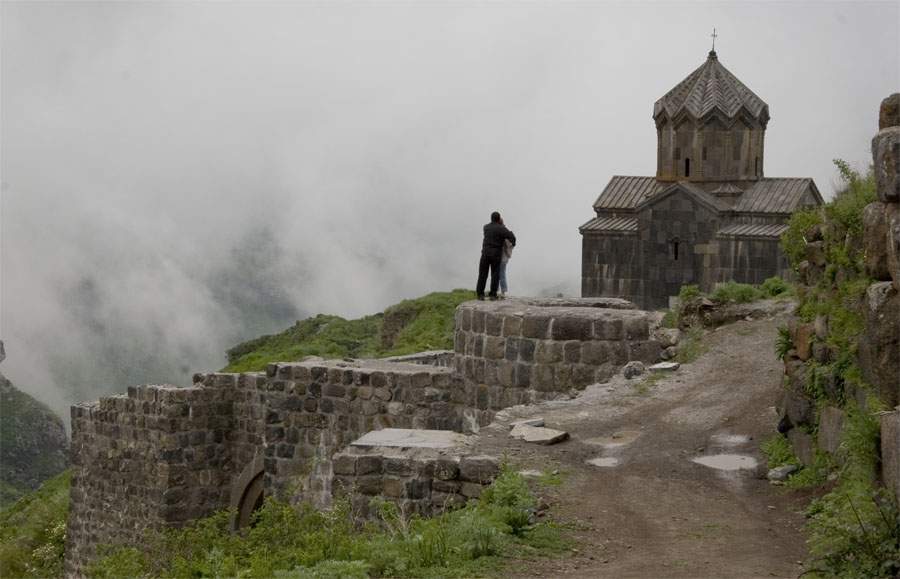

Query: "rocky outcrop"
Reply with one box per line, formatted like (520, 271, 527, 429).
(0, 341, 69, 506)
(779, 94, 900, 504)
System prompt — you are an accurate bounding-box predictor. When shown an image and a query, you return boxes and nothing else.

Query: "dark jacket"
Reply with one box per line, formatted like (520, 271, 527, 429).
(482, 221, 516, 258)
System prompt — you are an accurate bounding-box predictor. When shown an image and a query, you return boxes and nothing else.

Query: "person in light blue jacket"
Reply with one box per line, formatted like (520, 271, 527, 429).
(498, 218, 514, 299)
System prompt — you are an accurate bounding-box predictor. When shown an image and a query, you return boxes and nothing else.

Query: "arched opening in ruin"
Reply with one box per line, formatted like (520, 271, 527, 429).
(235, 471, 265, 529)
(230, 455, 266, 530)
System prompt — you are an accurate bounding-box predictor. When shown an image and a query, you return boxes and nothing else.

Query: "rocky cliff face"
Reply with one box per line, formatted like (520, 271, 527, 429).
(0, 341, 69, 506)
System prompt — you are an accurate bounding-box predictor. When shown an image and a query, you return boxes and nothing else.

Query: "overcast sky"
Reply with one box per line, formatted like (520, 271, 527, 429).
(1, 0, 898, 420)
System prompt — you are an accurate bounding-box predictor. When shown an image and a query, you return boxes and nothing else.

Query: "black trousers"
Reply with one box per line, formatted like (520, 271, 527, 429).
(476, 254, 502, 297)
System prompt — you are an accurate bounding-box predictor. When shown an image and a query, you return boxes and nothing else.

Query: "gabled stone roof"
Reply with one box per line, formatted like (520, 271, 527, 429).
(735, 178, 823, 214)
(653, 51, 769, 128)
(591, 176, 819, 219)
(634, 181, 733, 214)
(591, 176, 667, 210)
(579, 215, 638, 234)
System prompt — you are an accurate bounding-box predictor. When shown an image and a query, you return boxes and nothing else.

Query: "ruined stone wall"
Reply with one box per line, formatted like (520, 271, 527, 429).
(66, 383, 235, 570)
(248, 360, 473, 504)
(778, 94, 900, 504)
(332, 446, 499, 519)
(453, 298, 661, 409)
(66, 298, 667, 573)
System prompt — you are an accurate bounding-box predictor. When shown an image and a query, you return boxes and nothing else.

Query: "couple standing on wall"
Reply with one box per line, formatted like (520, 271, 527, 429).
(476, 211, 516, 301)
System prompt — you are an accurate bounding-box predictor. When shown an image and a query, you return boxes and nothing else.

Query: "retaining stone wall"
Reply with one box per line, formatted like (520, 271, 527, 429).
(332, 447, 499, 519)
(453, 298, 661, 408)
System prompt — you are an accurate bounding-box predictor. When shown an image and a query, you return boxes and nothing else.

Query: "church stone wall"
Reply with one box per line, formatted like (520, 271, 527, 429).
(637, 191, 720, 309)
(711, 236, 792, 288)
(581, 232, 643, 301)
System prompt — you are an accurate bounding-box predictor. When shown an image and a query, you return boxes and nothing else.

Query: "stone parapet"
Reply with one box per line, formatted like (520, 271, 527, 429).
(453, 298, 662, 406)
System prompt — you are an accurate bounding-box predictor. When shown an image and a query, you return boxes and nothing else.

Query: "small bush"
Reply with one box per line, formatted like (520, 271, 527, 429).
(780, 206, 824, 268)
(760, 276, 794, 297)
(710, 281, 762, 303)
(678, 285, 700, 300)
(761, 434, 801, 469)
(774, 325, 793, 360)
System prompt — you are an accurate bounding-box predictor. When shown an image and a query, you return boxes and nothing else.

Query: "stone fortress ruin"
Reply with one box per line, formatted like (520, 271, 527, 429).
(65, 297, 673, 573)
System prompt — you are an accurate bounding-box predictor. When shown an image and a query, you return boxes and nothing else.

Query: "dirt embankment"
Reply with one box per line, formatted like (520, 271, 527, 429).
(471, 301, 819, 578)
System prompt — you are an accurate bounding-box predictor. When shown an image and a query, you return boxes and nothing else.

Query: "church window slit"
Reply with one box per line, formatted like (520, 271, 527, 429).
(685, 158, 690, 177)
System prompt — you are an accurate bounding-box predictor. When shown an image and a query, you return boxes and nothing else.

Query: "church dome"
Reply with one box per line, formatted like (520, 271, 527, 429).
(653, 51, 769, 128)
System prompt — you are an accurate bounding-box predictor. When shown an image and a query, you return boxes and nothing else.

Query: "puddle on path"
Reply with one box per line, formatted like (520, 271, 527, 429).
(692, 454, 757, 471)
(710, 434, 749, 446)
(586, 457, 620, 467)
(585, 430, 641, 448)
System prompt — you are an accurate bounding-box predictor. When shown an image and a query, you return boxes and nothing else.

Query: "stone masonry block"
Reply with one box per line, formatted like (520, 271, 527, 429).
(383, 477, 405, 498)
(502, 316, 522, 336)
(386, 457, 415, 476)
(518, 339, 535, 362)
(515, 364, 532, 389)
(581, 341, 609, 365)
(624, 315, 650, 340)
(564, 341, 582, 363)
(522, 315, 551, 339)
(532, 365, 555, 392)
(594, 316, 624, 341)
(472, 311, 486, 333)
(459, 456, 500, 484)
(551, 317, 592, 341)
(535, 341, 562, 363)
(498, 362, 516, 388)
(356, 455, 383, 476)
(485, 313, 504, 336)
(483, 336, 506, 360)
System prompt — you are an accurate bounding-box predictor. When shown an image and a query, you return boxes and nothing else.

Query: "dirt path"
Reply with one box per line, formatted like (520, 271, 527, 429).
(469, 302, 817, 578)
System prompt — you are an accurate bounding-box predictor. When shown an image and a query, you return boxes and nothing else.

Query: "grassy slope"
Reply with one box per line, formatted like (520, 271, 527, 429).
(0, 470, 70, 578)
(223, 289, 475, 373)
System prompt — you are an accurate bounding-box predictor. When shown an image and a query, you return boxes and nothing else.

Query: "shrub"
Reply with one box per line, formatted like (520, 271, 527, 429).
(710, 281, 762, 303)
(760, 276, 793, 297)
(780, 206, 824, 268)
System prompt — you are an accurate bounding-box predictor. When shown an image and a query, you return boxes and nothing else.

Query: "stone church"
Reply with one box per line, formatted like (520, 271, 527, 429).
(580, 49, 823, 310)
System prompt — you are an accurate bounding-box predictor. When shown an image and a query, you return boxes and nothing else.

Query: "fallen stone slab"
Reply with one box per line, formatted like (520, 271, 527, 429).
(510, 418, 545, 429)
(649, 362, 680, 372)
(509, 423, 570, 445)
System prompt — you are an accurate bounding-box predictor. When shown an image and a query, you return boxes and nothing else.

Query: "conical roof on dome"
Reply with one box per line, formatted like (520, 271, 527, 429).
(653, 51, 769, 126)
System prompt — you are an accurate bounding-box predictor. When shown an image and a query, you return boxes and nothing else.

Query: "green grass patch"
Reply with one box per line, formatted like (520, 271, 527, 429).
(84, 465, 576, 578)
(675, 326, 706, 364)
(0, 470, 70, 579)
(224, 289, 475, 373)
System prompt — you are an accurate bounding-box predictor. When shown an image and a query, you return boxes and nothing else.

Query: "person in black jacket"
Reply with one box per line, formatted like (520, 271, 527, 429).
(476, 211, 517, 300)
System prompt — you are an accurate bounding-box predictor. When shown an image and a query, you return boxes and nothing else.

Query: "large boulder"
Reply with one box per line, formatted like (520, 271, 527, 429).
(858, 282, 900, 408)
(863, 202, 892, 281)
(872, 125, 900, 204)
